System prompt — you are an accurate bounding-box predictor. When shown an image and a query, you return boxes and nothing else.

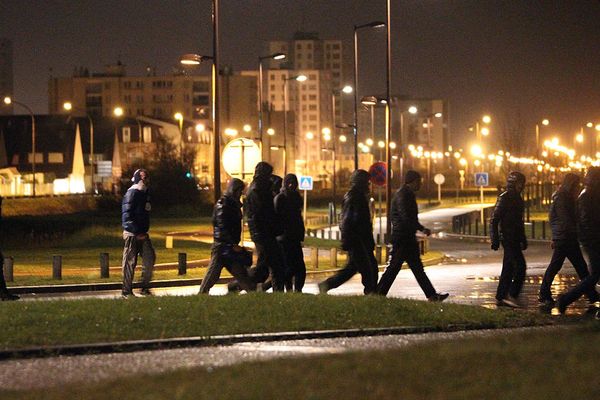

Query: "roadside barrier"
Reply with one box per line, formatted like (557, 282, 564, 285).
(52, 255, 62, 280)
(178, 253, 187, 275)
(100, 253, 110, 278)
(4, 257, 13, 282)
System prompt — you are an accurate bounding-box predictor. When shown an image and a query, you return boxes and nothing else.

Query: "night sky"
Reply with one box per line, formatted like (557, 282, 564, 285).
(2, 0, 600, 147)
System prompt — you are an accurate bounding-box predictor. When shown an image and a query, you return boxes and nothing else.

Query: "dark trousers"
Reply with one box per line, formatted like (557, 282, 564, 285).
(376, 238, 436, 298)
(122, 234, 156, 295)
(560, 245, 600, 307)
(496, 242, 527, 301)
(539, 239, 599, 302)
(199, 243, 256, 294)
(321, 241, 378, 294)
(250, 238, 285, 291)
(280, 239, 306, 292)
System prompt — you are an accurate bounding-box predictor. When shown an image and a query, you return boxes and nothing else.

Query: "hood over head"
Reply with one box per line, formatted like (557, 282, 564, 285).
(225, 178, 245, 198)
(350, 169, 371, 193)
(584, 167, 600, 189)
(283, 174, 299, 192)
(254, 162, 273, 179)
(560, 173, 581, 194)
(506, 171, 526, 191)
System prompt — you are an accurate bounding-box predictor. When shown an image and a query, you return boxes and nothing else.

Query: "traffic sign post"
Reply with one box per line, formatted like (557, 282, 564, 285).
(475, 172, 489, 224)
(434, 173, 445, 202)
(299, 176, 313, 225)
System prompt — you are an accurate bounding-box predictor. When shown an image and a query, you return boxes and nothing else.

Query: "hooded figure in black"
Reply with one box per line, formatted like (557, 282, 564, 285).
(557, 167, 600, 313)
(376, 170, 448, 301)
(318, 169, 378, 294)
(490, 171, 527, 307)
(275, 174, 306, 292)
(539, 173, 599, 307)
(199, 178, 256, 294)
(245, 162, 285, 290)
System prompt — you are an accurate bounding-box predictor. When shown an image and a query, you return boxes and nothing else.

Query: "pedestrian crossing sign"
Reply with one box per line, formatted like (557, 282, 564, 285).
(299, 176, 313, 190)
(475, 172, 489, 187)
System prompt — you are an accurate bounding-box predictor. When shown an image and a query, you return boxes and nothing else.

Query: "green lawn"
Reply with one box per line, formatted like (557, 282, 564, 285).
(0, 294, 553, 350)
(3, 323, 597, 399)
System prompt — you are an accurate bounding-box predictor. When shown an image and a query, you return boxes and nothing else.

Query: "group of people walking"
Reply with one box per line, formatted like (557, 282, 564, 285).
(490, 168, 600, 312)
(200, 161, 448, 301)
(3, 161, 599, 314)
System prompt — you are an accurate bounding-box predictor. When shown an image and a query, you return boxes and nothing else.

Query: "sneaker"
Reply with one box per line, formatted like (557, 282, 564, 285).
(140, 288, 153, 296)
(538, 298, 555, 309)
(501, 296, 522, 308)
(0, 292, 19, 301)
(121, 292, 137, 299)
(318, 281, 328, 294)
(428, 292, 449, 302)
(556, 295, 567, 314)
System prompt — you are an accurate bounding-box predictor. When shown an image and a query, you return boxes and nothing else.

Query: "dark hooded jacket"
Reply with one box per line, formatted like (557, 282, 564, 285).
(274, 174, 305, 242)
(340, 170, 374, 251)
(390, 184, 425, 242)
(578, 167, 600, 246)
(490, 172, 526, 246)
(213, 179, 244, 245)
(245, 162, 281, 242)
(549, 173, 580, 241)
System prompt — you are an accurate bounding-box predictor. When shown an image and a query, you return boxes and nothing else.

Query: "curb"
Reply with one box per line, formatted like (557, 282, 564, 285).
(0, 323, 498, 361)
(443, 232, 552, 243)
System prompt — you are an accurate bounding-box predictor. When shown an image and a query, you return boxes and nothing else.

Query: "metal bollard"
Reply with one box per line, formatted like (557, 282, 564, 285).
(330, 247, 337, 269)
(4, 256, 13, 282)
(475, 219, 479, 236)
(52, 255, 62, 280)
(531, 221, 536, 239)
(375, 245, 383, 264)
(178, 253, 187, 275)
(310, 247, 319, 269)
(165, 235, 173, 249)
(542, 220, 546, 240)
(100, 252, 110, 278)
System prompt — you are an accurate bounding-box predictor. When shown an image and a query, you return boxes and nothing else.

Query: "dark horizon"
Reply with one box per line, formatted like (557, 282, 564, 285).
(2, 0, 600, 148)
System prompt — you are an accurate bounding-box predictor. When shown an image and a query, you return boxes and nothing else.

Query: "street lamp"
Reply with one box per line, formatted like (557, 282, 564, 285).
(3, 97, 36, 196)
(258, 52, 286, 153)
(535, 118, 549, 159)
(178, 0, 220, 202)
(283, 74, 307, 175)
(353, 20, 386, 171)
(174, 112, 184, 162)
(64, 101, 96, 193)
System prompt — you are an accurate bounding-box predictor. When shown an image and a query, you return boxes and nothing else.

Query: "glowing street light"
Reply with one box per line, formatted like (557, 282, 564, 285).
(267, 128, 275, 136)
(113, 106, 124, 117)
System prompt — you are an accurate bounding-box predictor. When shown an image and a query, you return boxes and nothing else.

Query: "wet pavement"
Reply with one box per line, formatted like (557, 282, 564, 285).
(0, 325, 567, 391)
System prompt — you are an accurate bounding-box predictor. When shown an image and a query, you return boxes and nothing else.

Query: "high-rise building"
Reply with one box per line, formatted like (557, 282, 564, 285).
(0, 38, 14, 115)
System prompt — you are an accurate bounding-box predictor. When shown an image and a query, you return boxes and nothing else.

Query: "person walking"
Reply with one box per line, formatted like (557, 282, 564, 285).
(199, 179, 256, 294)
(490, 171, 528, 308)
(318, 169, 378, 294)
(121, 169, 156, 298)
(0, 196, 18, 301)
(275, 174, 306, 292)
(557, 167, 600, 314)
(539, 173, 599, 308)
(376, 170, 448, 301)
(245, 162, 285, 291)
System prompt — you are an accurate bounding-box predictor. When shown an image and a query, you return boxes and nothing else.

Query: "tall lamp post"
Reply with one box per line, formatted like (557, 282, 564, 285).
(4, 97, 36, 196)
(64, 101, 96, 193)
(385, 0, 393, 240)
(353, 20, 386, 171)
(535, 118, 549, 159)
(283, 74, 307, 175)
(179, 0, 220, 202)
(258, 52, 286, 156)
(174, 112, 184, 163)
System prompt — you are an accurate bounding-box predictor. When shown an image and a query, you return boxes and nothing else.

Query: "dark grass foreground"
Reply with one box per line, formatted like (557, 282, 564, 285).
(0, 294, 552, 350)
(3, 324, 599, 400)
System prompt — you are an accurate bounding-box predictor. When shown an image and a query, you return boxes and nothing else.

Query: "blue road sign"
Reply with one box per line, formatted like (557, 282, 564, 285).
(299, 175, 313, 190)
(475, 172, 489, 187)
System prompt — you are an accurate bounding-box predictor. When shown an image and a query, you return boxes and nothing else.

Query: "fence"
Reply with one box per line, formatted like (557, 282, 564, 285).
(452, 210, 551, 240)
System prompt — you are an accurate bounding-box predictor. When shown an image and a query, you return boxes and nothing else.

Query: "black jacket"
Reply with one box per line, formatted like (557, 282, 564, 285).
(577, 187, 600, 246)
(490, 188, 526, 246)
(340, 188, 375, 251)
(122, 183, 151, 234)
(549, 189, 578, 241)
(245, 176, 281, 242)
(274, 189, 305, 242)
(213, 194, 242, 245)
(390, 185, 424, 242)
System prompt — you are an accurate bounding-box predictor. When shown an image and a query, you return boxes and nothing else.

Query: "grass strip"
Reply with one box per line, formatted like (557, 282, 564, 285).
(0, 294, 551, 351)
(3, 323, 597, 399)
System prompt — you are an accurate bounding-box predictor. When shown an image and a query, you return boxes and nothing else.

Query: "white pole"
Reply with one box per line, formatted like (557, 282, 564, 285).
(480, 185, 484, 223)
(303, 189, 308, 225)
(438, 183, 442, 202)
